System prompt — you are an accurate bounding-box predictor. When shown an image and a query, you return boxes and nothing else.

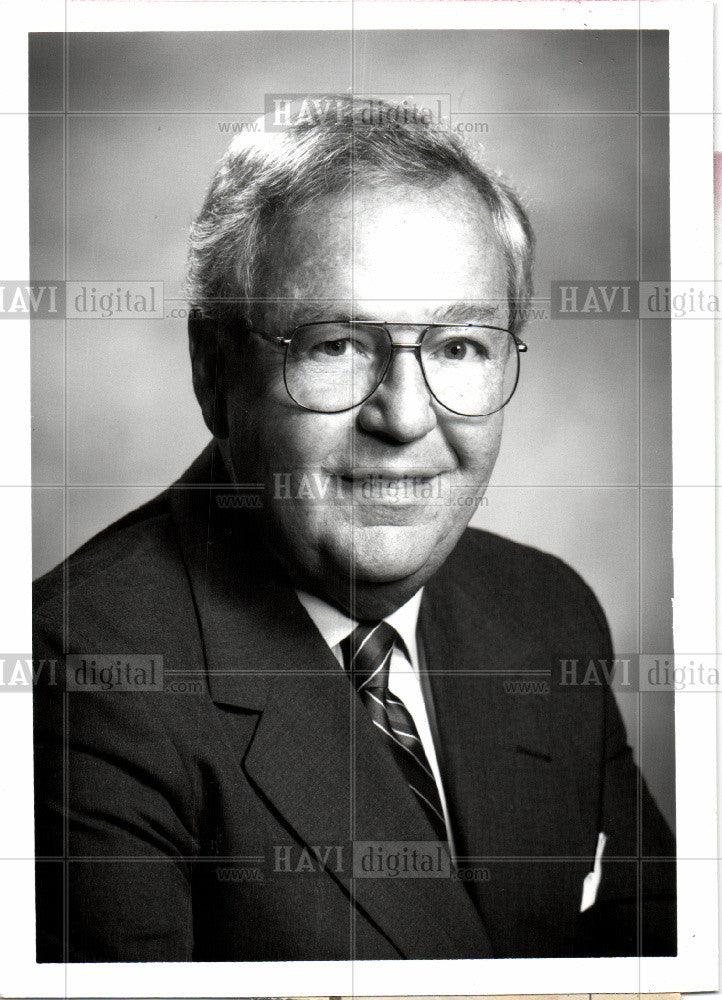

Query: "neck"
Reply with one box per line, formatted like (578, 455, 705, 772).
(287, 560, 427, 621)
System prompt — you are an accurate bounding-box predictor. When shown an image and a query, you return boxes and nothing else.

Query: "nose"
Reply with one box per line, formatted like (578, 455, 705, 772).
(357, 347, 438, 443)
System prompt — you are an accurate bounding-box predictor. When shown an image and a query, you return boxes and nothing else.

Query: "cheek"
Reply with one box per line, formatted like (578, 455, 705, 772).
(228, 385, 353, 476)
(445, 413, 504, 479)
(271, 413, 352, 472)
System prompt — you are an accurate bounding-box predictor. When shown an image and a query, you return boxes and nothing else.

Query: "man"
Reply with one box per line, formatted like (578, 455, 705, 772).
(34, 97, 675, 962)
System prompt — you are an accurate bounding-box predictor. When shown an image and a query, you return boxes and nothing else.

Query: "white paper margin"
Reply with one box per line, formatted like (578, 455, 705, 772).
(0, 1, 716, 996)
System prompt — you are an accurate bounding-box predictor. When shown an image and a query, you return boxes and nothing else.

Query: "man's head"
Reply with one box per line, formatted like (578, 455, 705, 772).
(187, 97, 534, 617)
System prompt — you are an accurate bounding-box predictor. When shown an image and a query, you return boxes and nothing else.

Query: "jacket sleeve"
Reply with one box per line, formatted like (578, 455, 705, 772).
(34, 617, 198, 962)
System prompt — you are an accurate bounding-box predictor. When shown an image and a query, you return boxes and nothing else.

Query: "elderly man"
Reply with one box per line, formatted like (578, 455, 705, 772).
(34, 97, 675, 962)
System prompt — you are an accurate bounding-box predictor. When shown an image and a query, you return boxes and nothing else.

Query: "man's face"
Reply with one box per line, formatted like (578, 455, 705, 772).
(221, 175, 510, 612)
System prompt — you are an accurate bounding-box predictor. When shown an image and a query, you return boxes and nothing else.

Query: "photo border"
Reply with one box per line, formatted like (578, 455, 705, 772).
(0, 1, 715, 996)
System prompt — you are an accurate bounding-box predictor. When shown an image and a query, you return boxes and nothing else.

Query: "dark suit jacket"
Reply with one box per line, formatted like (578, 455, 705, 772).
(33, 443, 676, 962)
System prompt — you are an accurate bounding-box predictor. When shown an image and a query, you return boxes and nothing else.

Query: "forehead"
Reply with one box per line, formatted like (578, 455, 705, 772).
(257, 175, 508, 327)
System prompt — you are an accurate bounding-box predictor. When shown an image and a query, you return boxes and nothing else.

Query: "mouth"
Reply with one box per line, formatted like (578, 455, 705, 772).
(334, 469, 451, 506)
(341, 472, 438, 484)
(337, 464, 452, 482)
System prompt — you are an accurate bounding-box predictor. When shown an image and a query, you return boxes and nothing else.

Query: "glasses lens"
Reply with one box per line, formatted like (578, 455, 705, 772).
(421, 326, 519, 416)
(285, 322, 388, 412)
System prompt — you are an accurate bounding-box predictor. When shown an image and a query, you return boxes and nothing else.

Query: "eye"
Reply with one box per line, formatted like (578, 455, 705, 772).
(442, 340, 468, 360)
(315, 338, 350, 357)
(437, 338, 489, 361)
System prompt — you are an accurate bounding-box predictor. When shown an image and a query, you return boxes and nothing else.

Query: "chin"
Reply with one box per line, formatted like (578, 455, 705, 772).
(321, 524, 448, 586)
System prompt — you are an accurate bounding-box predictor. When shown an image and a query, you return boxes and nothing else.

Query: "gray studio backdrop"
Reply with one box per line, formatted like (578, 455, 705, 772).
(29, 30, 674, 829)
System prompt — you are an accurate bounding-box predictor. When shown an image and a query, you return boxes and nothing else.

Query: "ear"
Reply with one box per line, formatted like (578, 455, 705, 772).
(188, 315, 230, 439)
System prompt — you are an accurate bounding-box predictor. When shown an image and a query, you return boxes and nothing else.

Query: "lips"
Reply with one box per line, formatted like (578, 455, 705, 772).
(341, 474, 438, 486)
(327, 469, 453, 511)
(337, 468, 452, 483)
(337, 472, 447, 495)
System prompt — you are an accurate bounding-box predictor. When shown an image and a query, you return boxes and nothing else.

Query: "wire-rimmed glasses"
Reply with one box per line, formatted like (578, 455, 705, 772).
(254, 320, 527, 417)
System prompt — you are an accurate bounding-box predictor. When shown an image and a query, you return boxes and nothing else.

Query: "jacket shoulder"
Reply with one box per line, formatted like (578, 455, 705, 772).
(437, 527, 610, 639)
(34, 490, 174, 605)
(32, 488, 197, 658)
(33, 443, 219, 617)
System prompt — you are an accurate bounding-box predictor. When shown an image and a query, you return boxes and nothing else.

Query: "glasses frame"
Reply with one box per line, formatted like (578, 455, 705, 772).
(253, 320, 528, 417)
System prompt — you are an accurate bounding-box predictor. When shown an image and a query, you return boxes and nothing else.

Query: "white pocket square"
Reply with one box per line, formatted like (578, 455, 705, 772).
(580, 831, 607, 912)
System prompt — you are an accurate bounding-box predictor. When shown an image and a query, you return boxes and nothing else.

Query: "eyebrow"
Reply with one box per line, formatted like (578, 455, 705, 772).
(428, 301, 505, 324)
(267, 299, 506, 329)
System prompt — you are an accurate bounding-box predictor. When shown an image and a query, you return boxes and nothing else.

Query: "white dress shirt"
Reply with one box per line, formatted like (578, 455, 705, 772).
(296, 588, 455, 850)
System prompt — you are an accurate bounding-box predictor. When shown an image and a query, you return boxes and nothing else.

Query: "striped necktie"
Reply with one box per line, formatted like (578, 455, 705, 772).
(341, 620, 448, 844)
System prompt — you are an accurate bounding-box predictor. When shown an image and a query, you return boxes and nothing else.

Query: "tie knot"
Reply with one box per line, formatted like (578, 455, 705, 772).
(341, 620, 399, 694)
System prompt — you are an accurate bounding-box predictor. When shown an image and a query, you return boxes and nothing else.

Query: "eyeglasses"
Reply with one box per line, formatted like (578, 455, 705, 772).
(253, 320, 527, 417)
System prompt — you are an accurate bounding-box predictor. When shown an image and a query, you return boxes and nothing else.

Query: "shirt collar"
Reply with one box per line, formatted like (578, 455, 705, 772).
(295, 587, 424, 671)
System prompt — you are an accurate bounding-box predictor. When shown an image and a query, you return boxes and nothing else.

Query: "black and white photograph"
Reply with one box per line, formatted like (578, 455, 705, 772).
(0, 2, 717, 997)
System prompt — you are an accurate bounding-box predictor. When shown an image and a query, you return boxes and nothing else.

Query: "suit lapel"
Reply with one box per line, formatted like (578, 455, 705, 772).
(241, 671, 492, 958)
(170, 452, 492, 959)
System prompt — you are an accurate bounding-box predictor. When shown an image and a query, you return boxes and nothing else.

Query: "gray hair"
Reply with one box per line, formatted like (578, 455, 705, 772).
(186, 96, 534, 338)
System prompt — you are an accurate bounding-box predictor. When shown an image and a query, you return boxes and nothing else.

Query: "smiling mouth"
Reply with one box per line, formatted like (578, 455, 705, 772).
(335, 470, 450, 504)
(341, 472, 440, 485)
